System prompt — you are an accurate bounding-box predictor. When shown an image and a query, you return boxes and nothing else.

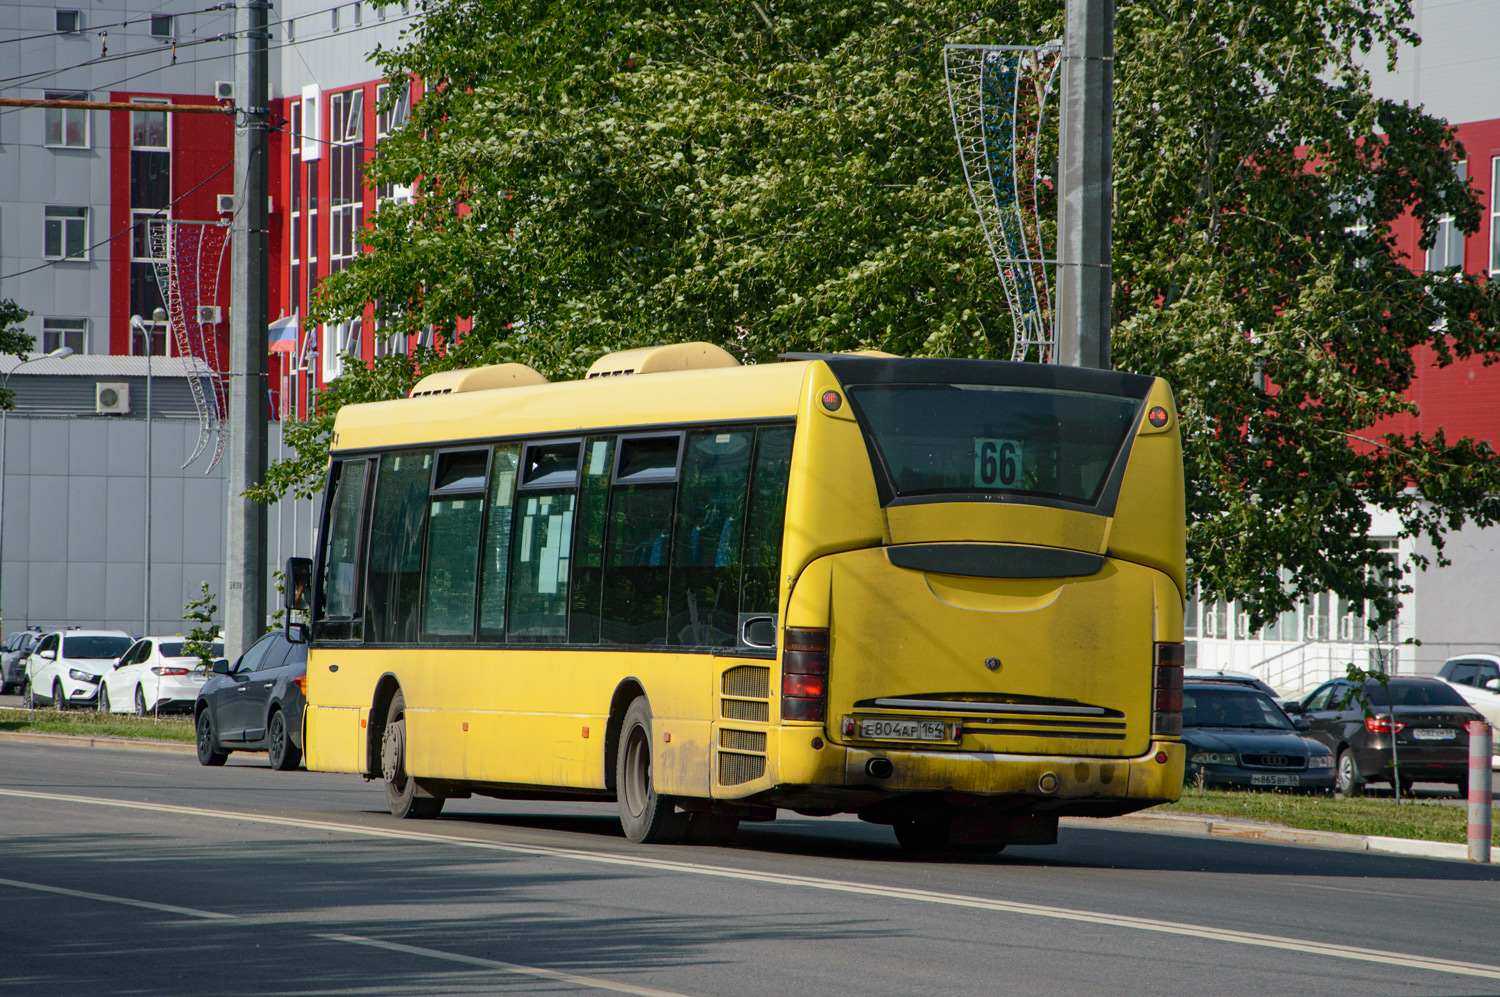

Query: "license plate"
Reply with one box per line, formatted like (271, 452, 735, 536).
(1251, 773, 1300, 787)
(858, 718, 948, 741)
(1413, 728, 1457, 741)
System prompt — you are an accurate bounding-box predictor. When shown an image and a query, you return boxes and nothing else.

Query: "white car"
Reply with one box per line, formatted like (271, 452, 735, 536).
(100, 636, 225, 715)
(1436, 654, 1500, 770)
(25, 629, 135, 710)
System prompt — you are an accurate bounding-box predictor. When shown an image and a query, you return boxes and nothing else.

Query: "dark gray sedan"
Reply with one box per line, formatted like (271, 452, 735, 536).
(1182, 682, 1337, 792)
(194, 631, 307, 771)
(1289, 676, 1484, 795)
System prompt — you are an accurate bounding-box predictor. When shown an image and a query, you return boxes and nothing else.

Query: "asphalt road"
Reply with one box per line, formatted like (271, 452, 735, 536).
(2, 740, 1499, 997)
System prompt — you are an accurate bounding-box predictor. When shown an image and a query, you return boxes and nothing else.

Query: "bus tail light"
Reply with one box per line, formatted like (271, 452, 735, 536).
(1365, 716, 1406, 735)
(294, 674, 307, 696)
(782, 627, 829, 723)
(1153, 642, 1184, 737)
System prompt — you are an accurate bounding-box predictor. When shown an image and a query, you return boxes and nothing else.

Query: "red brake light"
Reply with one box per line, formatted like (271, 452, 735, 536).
(782, 627, 828, 723)
(1153, 642, 1184, 737)
(150, 666, 190, 676)
(1365, 716, 1406, 734)
(294, 675, 307, 695)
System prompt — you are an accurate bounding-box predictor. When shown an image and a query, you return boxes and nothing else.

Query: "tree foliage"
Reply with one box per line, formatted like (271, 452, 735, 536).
(0, 297, 34, 410)
(279, 0, 1500, 628)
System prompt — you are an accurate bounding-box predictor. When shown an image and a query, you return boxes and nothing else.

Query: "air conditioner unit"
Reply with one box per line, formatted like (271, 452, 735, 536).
(215, 80, 234, 102)
(217, 194, 234, 214)
(197, 305, 222, 324)
(96, 383, 130, 415)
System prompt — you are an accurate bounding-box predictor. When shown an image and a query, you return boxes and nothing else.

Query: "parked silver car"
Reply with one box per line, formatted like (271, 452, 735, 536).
(0, 630, 41, 694)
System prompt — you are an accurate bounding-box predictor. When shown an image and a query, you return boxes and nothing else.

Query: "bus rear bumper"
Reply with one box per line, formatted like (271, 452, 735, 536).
(769, 734, 1184, 814)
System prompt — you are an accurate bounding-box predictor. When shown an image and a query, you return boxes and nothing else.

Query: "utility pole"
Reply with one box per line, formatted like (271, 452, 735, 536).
(226, 0, 271, 660)
(1055, 0, 1113, 369)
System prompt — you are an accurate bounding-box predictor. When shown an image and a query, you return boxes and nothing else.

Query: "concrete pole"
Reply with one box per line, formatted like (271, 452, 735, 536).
(1469, 721, 1492, 863)
(226, 0, 272, 660)
(1055, 0, 1113, 369)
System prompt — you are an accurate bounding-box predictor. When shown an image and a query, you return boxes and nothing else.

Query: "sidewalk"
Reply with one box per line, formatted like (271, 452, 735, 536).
(1063, 811, 1473, 862)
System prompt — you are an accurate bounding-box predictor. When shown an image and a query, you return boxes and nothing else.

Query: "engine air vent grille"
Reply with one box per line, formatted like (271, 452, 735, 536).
(722, 699, 769, 723)
(719, 729, 767, 753)
(722, 666, 769, 699)
(718, 752, 767, 786)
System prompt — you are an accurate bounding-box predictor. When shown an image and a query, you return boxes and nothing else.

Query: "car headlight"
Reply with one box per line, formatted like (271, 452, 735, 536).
(1190, 751, 1237, 766)
(1307, 754, 1335, 770)
(68, 668, 99, 683)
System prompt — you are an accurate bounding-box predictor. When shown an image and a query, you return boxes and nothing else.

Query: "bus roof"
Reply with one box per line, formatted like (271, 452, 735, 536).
(330, 358, 814, 452)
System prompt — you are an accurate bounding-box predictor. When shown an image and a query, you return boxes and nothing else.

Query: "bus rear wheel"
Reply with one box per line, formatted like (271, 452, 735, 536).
(616, 696, 689, 844)
(382, 690, 444, 820)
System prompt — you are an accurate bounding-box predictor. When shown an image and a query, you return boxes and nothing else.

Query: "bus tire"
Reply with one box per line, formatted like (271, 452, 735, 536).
(382, 690, 444, 820)
(616, 696, 689, 844)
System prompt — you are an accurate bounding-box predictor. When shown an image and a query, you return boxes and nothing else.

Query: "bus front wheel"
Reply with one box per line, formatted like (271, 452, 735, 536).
(382, 690, 444, 820)
(616, 697, 689, 844)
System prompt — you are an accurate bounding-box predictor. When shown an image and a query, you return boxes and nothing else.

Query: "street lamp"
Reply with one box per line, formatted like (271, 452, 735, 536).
(129, 309, 166, 636)
(0, 346, 75, 631)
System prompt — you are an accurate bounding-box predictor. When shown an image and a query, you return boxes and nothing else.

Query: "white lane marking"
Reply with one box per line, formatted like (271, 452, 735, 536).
(3, 788, 1499, 982)
(0, 867, 694, 996)
(320, 934, 694, 997)
(0, 876, 234, 920)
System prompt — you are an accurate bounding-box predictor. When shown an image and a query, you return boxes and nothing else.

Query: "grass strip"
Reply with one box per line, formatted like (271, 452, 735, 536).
(1159, 787, 1497, 846)
(0, 707, 193, 743)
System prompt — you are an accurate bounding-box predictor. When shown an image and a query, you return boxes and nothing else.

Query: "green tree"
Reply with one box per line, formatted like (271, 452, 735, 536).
(182, 582, 223, 672)
(0, 297, 34, 409)
(277, 0, 1500, 628)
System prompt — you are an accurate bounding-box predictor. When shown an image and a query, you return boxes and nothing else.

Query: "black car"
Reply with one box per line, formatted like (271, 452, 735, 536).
(1182, 682, 1337, 792)
(194, 630, 307, 771)
(1288, 676, 1484, 795)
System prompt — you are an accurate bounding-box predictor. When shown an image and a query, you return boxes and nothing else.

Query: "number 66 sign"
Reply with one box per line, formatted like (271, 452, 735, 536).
(974, 438, 1023, 488)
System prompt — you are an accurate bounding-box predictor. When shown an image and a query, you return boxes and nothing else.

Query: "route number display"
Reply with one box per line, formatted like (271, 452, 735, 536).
(974, 438, 1023, 489)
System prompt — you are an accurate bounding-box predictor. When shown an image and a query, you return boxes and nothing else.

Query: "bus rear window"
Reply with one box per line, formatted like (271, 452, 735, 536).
(846, 383, 1141, 505)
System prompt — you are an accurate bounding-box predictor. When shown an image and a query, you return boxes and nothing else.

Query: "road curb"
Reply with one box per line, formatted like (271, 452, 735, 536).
(0, 729, 194, 755)
(1064, 811, 1473, 862)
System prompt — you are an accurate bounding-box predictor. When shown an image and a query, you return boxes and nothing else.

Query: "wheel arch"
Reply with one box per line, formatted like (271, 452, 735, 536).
(604, 679, 647, 792)
(367, 672, 403, 776)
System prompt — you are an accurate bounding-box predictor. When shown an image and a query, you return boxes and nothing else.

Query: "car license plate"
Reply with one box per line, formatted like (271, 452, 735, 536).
(858, 718, 947, 741)
(1250, 773, 1300, 787)
(1413, 728, 1457, 740)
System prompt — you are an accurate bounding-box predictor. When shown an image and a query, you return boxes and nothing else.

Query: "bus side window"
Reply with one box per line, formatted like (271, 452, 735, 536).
(741, 426, 793, 618)
(420, 448, 490, 641)
(477, 443, 520, 641)
(365, 451, 433, 644)
(668, 428, 753, 647)
(319, 458, 369, 630)
(508, 440, 581, 642)
(568, 436, 615, 643)
(600, 435, 682, 645)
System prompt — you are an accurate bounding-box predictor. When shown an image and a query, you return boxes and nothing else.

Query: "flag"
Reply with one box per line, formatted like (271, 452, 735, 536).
(269, 314, 299, 353)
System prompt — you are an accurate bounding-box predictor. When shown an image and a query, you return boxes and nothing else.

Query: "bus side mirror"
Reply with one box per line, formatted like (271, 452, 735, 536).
(286, 622, 309, 645)
(285, 557, 313, 613)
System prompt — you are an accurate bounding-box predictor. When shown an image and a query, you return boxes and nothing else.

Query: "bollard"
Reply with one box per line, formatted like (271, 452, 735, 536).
(1469, 720, 1492, 863)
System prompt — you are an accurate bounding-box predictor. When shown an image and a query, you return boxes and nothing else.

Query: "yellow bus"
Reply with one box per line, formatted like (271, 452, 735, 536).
(288, 344, 1186, 852)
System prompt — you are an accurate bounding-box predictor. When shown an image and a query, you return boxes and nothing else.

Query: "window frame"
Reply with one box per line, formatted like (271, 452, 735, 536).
(43, 205, 89, 261)
(43, 91, 89, 149)
(611, 432, 685, 485)
(42, 317, 87, 354)
(130, 97, 171, 152)
(1428, 158, 1468, 272)
(312, 456, 374, 641)
(56, 10, 81, 33)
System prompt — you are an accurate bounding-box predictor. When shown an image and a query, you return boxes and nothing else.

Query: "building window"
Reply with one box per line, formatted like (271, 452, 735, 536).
(353, 3, 362, 25)
(1490, 158, 1500, 275)
(131, 211, 165, 261)
(56, 10, 80, 33)
(329, 89, 364, 274)
(43, 92, 89, 148)
(42, 318, 87, 354)
(377, 5, 386, 20)
(131, 320, 168, 356)
(331, 6, 340, 31)
(44, 206, 88, 260)
(286, 17, 295, 41)
(131, 100, 169, 151)
(376, 82, 412, 203)
(150, 15, 174, 39)
(1428, 160, 1467, 272)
